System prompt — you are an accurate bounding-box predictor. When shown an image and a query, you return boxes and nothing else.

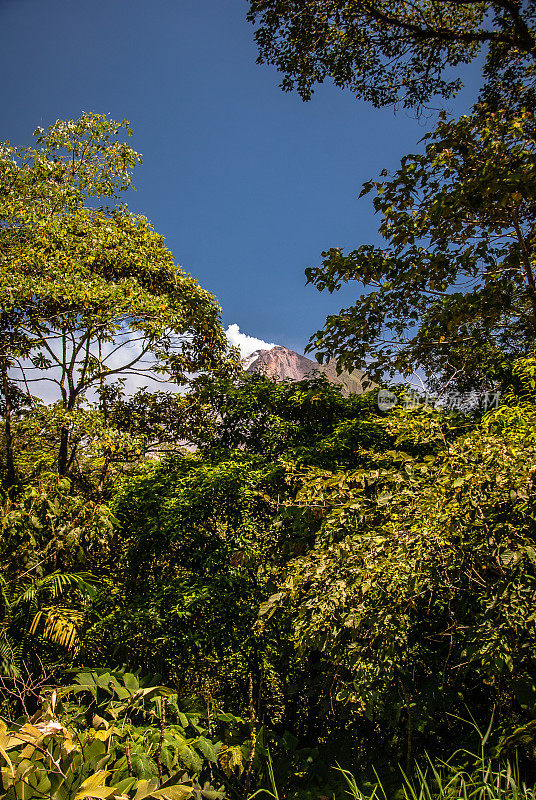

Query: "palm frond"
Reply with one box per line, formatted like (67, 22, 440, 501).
(30, 606, 85, 651)
(0, 631, 21, 678)
(12, 571, 97, 609)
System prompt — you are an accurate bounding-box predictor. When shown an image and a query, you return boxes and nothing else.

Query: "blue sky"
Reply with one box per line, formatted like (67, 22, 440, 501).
(0, 0, 480, 356)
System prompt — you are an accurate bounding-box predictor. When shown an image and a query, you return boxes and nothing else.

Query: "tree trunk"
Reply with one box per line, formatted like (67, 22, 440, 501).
(1, 356, 16, 487)
(58, 426, 70, 476)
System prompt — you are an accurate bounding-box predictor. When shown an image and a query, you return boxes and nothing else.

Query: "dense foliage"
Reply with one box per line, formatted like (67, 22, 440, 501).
(3, 364, 536, 794)
(0, 667, 253, 799)
(3, 36, 536, 796)
(268, 362, 536, 763)
(306, 105, 536, 388)
(247, 0, 536, 110)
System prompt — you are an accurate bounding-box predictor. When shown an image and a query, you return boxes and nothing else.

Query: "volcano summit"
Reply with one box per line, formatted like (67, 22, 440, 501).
(242, 345, 371, 395)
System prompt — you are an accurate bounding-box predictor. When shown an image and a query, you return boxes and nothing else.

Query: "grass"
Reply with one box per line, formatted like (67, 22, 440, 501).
(250, 718, 536, 800)
(336, 738, 535, 800)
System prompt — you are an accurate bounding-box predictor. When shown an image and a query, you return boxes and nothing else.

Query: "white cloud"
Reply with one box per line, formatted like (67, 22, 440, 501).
(12, 329, 183, 405)
(225, 324, 276, 359)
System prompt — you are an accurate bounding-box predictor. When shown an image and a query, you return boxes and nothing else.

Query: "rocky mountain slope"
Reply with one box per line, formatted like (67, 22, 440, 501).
(242, 345, 372, 395)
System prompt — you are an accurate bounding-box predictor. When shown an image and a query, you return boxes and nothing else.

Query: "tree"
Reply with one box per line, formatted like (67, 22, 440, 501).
(247, 0, 536, 111)
(78, 374, 384, 736)
(260, 359, 536, 762)
(304, 105, 536, 387)
(193, 369, 384, 465)
(0, 114, 229, 479)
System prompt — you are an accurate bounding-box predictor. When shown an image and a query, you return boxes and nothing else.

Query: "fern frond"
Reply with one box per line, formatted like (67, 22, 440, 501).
(13, 571, 97, 609)
(14, 583, 38, 609)
(37, 571, 97, 600)
(0, 631, 21, 678)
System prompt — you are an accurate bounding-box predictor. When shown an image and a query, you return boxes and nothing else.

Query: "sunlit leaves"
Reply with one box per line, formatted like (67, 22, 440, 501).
(269, 360, 536, 746)
(0, 113, 230, 481)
